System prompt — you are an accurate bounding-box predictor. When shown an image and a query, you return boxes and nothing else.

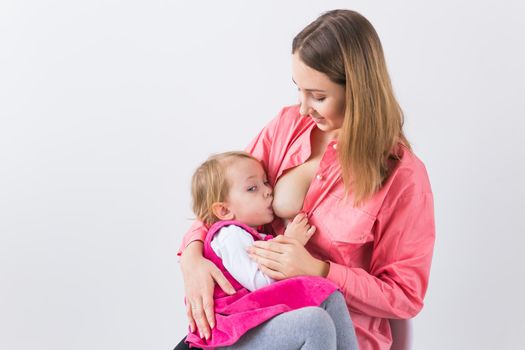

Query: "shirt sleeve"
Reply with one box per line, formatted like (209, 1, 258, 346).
(211, 226, 274, 291)
(326, 192, 435, 319)
(244, 107, 283, 174)
(177, 220, 208, 256)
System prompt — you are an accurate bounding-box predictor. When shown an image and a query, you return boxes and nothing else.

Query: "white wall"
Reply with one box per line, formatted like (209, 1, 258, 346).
(1, 1, 524, 349)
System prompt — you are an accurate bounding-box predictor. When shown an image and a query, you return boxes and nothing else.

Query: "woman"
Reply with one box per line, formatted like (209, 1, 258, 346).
(178, 9, 435, 350)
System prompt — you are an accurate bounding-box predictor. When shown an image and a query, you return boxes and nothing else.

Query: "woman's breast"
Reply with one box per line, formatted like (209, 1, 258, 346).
(272, 159, 319, 220)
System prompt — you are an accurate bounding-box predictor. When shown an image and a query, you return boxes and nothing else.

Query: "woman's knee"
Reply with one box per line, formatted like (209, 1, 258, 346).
(323, 290, 346, 305)
(296, 307, 336, 336)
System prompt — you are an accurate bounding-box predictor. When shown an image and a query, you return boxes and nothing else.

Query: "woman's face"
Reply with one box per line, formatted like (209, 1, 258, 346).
(292, 53, 346, 135)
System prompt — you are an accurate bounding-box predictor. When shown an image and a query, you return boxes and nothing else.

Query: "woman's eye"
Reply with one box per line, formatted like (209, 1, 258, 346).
(314, 96, 326, 102)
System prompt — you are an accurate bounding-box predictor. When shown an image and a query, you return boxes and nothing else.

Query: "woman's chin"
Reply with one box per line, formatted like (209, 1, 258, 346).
(314, 123, 341, 136)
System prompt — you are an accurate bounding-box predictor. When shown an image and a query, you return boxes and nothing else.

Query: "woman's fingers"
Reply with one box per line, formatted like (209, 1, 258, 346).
(210, 265, 236, 295)
(202, 265, 234, 331)
(257, 263, 287, 280)
(248, 245, 283, 261)
(186, 302, 196, 333)
(190, 298, 211, 339)
(249, 252, 283, 271)
(306, 225, 316, 237)
(180, 249, 224, 340)
(252, 238, 288, 252)
(202, 295, 215, 331)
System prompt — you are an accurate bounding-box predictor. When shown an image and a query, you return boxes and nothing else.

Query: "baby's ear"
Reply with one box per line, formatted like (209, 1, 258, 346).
(211, 202, 234, 221)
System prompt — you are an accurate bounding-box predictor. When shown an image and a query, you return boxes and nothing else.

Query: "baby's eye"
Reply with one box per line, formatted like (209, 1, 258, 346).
(247, 186, 257, 192)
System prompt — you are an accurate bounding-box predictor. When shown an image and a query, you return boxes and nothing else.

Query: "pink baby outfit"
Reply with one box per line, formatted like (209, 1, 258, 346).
(185, 220, 338, 349)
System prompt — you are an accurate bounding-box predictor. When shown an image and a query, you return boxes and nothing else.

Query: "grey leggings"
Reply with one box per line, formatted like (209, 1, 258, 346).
(219, 291, 358, 350)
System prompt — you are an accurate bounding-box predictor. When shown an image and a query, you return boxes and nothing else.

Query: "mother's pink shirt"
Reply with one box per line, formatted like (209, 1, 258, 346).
(179, 105, 435, 350)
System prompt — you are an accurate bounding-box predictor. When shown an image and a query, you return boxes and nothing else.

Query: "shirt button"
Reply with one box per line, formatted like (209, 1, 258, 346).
(316, 174, 324, 181)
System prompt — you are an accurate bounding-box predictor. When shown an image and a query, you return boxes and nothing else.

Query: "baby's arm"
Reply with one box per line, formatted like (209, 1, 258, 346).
(283, 213, 316, 246)
(210, 225, 274, 291)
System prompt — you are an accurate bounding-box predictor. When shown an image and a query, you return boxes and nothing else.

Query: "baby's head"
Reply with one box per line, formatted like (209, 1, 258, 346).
(191, 151, 274, 227)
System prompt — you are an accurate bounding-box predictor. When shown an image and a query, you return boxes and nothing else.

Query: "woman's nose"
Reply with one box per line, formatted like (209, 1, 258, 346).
(299, 100, 312, 116)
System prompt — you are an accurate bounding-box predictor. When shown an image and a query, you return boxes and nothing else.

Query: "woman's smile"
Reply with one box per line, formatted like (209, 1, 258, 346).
(311, 115, 325, 123)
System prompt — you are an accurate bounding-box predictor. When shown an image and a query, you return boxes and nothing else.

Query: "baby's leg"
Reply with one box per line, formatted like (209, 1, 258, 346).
(220, 307, 336, 350)
(320, 291, 359, 350)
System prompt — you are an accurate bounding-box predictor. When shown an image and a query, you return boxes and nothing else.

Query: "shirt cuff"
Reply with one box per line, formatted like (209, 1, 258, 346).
(326, 260, 349, 290)
(177, 224, 208, 256)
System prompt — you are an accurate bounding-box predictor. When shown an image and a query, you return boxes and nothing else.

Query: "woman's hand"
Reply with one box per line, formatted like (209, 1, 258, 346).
(180, 241, 236, 340)
(247, 235, 329, 280)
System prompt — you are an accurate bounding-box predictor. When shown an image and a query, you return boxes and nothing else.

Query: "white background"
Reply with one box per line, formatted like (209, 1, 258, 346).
(1, 1, 524, 349)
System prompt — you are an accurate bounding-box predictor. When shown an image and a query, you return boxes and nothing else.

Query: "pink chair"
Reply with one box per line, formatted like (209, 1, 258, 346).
(389, 319, 413, 350)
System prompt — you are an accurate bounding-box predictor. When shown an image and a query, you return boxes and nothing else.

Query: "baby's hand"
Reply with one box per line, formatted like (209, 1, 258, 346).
(283, 213, 316, 246)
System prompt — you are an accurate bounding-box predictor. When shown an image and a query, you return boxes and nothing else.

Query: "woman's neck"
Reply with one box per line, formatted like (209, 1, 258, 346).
(311, 127, 339, 154)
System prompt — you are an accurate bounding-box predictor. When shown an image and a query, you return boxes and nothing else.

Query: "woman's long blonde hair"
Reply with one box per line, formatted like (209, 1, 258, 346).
(293, 9, 410, 206)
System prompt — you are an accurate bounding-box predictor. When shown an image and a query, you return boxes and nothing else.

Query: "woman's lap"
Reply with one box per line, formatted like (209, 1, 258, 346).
(177, 291, 357, 350)
(219, 306, 336, 350)
(220, 291, 357, 350)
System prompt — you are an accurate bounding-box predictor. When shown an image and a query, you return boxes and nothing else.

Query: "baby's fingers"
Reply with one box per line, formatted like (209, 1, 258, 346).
(306, 225, 316, 237)
(292, 213, 307, 224)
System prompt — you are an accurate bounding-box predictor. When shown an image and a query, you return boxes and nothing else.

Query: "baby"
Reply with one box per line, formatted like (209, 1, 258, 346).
(184, 151, 357, 349)
(191, 151, 315, 290)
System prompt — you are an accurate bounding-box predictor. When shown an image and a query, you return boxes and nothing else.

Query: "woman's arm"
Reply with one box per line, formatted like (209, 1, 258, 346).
(327, 192, 435, 319)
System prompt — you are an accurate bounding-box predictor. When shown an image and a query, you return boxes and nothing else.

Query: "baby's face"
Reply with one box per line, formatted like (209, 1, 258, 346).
(224, 157, 274, 227)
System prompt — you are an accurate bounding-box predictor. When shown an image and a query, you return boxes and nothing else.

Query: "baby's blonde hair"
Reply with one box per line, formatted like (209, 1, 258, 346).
(191, 151, 260, 225)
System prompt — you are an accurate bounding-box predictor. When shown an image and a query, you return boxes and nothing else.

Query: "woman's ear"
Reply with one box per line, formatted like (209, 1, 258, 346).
(211, 202, 234, 221)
